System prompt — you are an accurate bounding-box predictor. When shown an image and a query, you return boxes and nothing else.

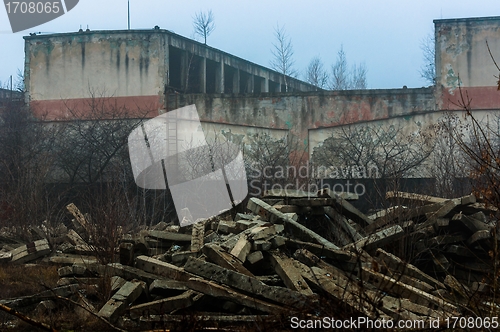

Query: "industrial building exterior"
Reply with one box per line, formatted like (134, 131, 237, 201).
(23, 16, 500, 158)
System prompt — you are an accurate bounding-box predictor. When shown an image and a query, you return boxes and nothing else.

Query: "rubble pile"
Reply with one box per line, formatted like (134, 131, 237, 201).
(0, 189, 499, 330)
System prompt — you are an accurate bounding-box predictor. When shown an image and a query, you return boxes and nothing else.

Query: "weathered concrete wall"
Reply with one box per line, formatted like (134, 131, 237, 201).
(435, 16, 500, 110)
(22, 17, 500, 164)
(24, 29, 319, 120)
(167, 88, 436, 146)
(310, 108, 500, 179)
(25, 31, 166, 119)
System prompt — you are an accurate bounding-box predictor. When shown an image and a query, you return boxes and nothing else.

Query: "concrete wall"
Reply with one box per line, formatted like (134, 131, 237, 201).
(25, 30, 166, 119)
(435, 16, 500, 110)
(22, 17, 500, 170)
(167, 87, 435, 146)
(24, 29, 319, 120)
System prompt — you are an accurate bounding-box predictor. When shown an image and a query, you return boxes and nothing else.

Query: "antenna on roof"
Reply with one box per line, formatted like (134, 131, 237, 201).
(128, 0, 130, 30)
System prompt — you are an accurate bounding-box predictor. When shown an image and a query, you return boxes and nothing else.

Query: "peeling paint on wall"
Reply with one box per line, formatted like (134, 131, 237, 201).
(445, 65, 461, 94)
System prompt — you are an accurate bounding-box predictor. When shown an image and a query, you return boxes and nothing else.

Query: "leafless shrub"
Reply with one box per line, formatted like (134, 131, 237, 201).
(330, 45, 367, 90)
(193, 10, 215, 45)
(305, 56, 329, 89)
(0, 101, 62, 237)
(419, 32, 436, 86)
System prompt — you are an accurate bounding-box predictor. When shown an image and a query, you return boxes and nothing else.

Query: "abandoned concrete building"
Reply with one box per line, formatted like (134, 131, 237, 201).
(23, 16, 500, 169)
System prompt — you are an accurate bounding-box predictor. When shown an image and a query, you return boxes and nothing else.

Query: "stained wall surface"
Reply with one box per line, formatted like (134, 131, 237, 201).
(23, 17, 500, 159)
(435, 16, 500, 110)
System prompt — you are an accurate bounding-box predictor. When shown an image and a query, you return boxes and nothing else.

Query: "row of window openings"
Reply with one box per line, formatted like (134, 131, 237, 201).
(167, 49, 291, 94)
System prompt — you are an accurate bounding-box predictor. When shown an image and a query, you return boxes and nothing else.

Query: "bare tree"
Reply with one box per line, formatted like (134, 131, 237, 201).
(351, 63, 368, 89)
(305, 56, 328, 89)
(419, 33, 436, 85)
(0, 100, 60, 233)
(441, 85, 500, 208)
(270, 24, 297, 92)
(311, 122, 434, 179)
(52, 89, 150, 186)
(311, 122, 434, 212)
(243, 132, 308, 195)
(330, 46, 350, 90)
(193, 10, 215, 45)
(429, 115, 470, 197)
(330, 45, 368, 90)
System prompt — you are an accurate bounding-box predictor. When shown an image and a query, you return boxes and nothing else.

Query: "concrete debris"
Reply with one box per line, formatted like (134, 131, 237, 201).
(1, 191, 499, 329)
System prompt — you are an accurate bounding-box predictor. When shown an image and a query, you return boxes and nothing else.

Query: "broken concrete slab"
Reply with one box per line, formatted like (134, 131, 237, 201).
(219, 223, 267, 251)
(230, 236, 252, 262)
(284, 237, 353, 262)
(190, 221, 205, 252)
(360, 266, 458, 314)
(106, 263, 160, 285)
(234, 219, 260, 232)
(467, 229, 491, 246)
(317, 188, 373, 227)
(270, 235, 286, 248)
(343, 225, 404, 252)
(98, 280, 145, 323)
(451, 213, 491, 233)
(444, 274, 471, 299)
(235, 213, 254, 221)
(119, 242, 134, 266)
(57, 277, 101, 287)
(187, 278, 288, 314)
(374, 249, 445, 290)
(171, 251, 198, 265)
(283, 216, 340, 250)
(135, 256, 196, 282)
(44, 253, 98, 266)
(146, 230, 192, 242)
(297, 263, 378, 319)
(10, 239, 51, 264)
(430, 252, 450, 272)
(247, 251, 264, 264)
(247, 197, 289, 224)
(324, 206, 364, 241)
(248, 198, 339, 249)
(66, 203, 92, 240)
(129, 290, 197, 318)
(149, 279, 189, 295)
(202, 243, 254, 277)
(184, 257, 313, 309)
(0, 251, 12, 263)
(426, 233, 467, 247)
(268, 250, 314, 296)
(217, 220, 238, 234)
(110, 276, 127, 293)
(248, 225, 277, 241)
(252, 240, 272, 251)
(292, 248, 355, 278)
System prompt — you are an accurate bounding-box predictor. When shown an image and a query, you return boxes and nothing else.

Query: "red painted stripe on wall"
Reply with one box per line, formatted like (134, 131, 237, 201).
(30, 95, 163, 120)
(440, 86, 500, 111)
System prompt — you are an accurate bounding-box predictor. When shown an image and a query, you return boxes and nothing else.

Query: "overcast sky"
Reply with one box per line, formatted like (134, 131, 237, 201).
(1, 0, 499, 90)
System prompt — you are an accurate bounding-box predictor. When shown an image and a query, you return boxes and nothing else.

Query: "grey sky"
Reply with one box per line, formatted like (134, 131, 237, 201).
(1, 0, 499, 90)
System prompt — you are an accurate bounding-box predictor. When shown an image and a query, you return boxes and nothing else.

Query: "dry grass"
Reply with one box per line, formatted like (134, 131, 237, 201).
(0, 264, 118, 331)
(0, 264, 58, 299)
